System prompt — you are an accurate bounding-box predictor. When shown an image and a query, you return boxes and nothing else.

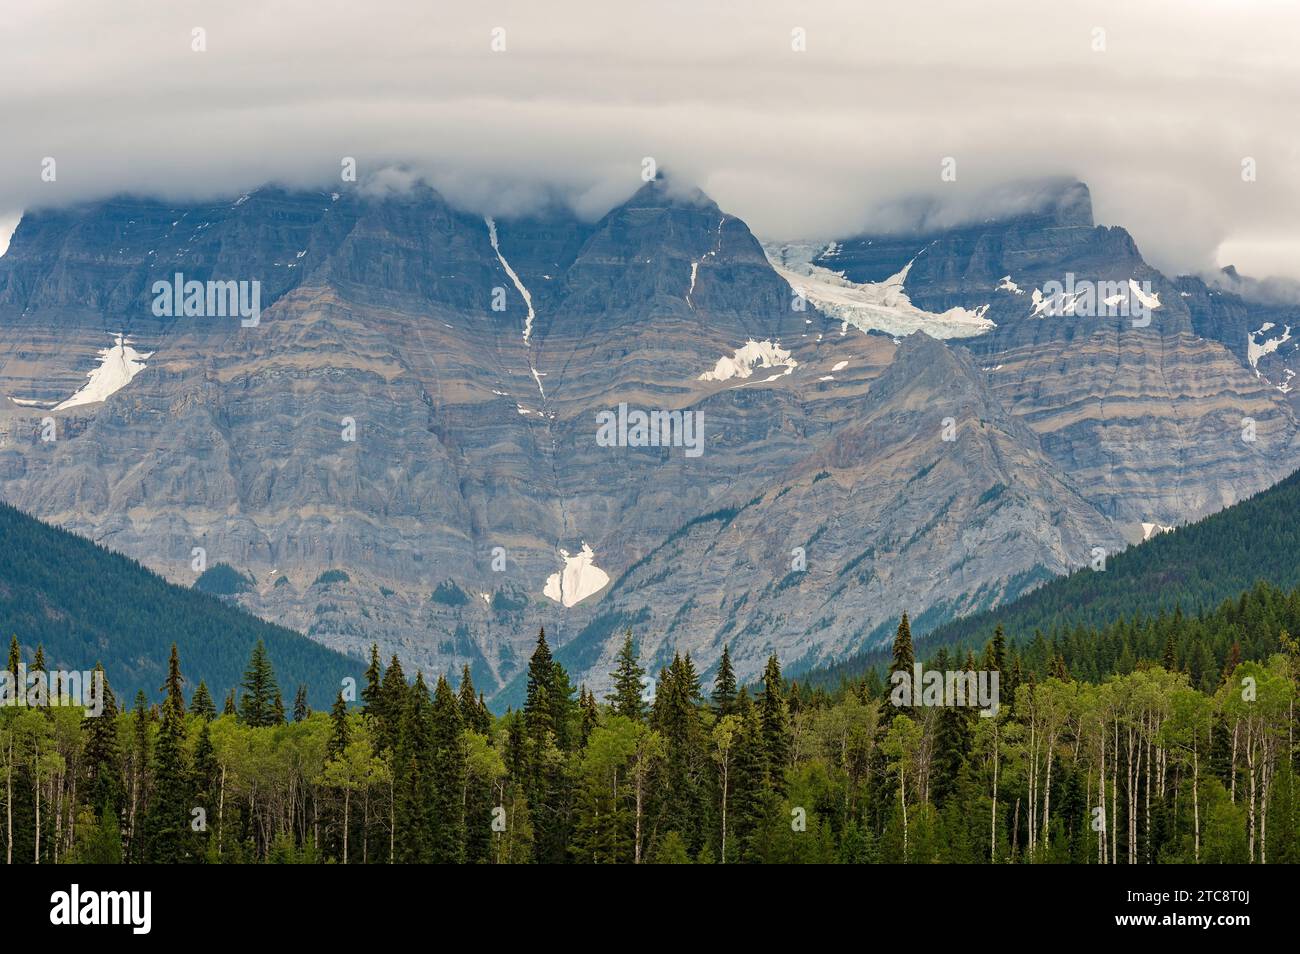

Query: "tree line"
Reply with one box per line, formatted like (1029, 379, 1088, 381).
(2, 583, 1299, 863)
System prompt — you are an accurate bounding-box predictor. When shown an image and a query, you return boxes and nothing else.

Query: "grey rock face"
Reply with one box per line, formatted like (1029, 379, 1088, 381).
(812, 181, 1299, 541)
(0, 179, 1294, 701)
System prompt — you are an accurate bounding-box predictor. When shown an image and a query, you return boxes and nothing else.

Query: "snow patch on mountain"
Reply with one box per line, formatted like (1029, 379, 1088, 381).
(1129, 280, 1161, 312)
(486, 217, 545, 399)
(699, 340, 797, 383)
(1141, 522, 1174, 541)
(763, 242, 994, 339)
(1248, 322, 1292, 376)
(54, 334, 153, 410)
(1030, 279, 1162, 319)
(543, 543, 609, 607)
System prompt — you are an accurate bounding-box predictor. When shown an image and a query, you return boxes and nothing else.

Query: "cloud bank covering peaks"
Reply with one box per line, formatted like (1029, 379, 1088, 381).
(3, 0, 1300, 280)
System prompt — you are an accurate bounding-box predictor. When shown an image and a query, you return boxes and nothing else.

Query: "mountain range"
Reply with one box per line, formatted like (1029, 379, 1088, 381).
(1, 176, 1296, 702)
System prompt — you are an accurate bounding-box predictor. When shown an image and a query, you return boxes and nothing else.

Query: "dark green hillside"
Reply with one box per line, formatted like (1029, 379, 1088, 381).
(0, 502, 362, 707)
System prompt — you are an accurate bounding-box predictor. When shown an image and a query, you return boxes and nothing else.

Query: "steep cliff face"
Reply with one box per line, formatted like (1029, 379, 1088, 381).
(1175, 270, 1300, 410)
(783, 181, 1300, 542)
(0, 179, 1294, 698)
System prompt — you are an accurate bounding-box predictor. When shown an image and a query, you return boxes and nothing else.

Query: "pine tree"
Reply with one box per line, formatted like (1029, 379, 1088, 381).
(457, 665, 489, 734)
(191, 719, 218, 858)
(653, 654, 708, 853)
(729, 688, 771, 861)
(579, 687, 599, 745)
(1162, 633, 1177, 672)
(238, 639, 281, 727)
(712, 643, 738, 715)
(1050, 653, 1070, 681)
(1220, 642, 1242, 686)
(377, 654, 408, 754)
(293, 685, 310, 722)
(190, 680, 216, 720)
(759, 655, 791, 791)
(7, 634, 19, 680)
(362, 643, 383, 715)
(890, 613, 916, 681)
(394, 673, 435, 862)
(525, 628, 556, 742)
(82, 663, 123, 817)
(987, 623, 1007, 672)
(430, 674, 466, 863)
(550, 660, 579, 751)
(606, 631, 646, 721)
(327, 691, 350, 761)
(931, 703, 971, 805)
(161, 643, 184, 712)
(145, 694, 193, 863)
(222, 689, 237, 716)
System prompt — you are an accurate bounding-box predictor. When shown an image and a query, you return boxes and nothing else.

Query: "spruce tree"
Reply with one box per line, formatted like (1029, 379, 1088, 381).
(161, 642, 184, 712)
(458, 665, 489, 734)
(654, 654, 707, 853)
(890, 613, 916, 680)
(1220, 642, 1242, 686)
(430, 674, 466, 863)
(931, 702, 971, 805)
(730, 688, 770, 861)
(362, 643, 383, 715)
(606, 631, 646, 721)
(191, 719, 218, 859)
(238, 639, 281, 727)
(394, 673, 435, 862)
(145, 695, 193, 863)
(222, 688, 237, 716)
(82, 663, 123, 817)
(1050, 653, 1070, 681)
(759, 655, 791, 791)
(328, 691, 350, 761)
(579, 687, 599, 745)
(190, 680, 216, 720)
(293, 684, 310, 722)
(524, 628, 555, 740)
(712, 643, 738, 715)
(549, 660, 578, 751)
(377, 654, 408, 753)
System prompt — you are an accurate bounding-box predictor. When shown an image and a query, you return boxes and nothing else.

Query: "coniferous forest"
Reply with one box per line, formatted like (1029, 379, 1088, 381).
(4, 578, 1300, 865)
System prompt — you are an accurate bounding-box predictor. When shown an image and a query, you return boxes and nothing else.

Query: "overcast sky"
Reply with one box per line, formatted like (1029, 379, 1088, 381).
(3, 0, 1299, 280)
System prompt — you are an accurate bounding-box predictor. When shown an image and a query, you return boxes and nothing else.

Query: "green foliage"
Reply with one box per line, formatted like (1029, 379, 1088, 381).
(3, 577, 1299, 865)
(312, 569, 351, 587)
(193, 563, 254, 596)
(0, 502, 362, 710)
(430, 580, 470, 606)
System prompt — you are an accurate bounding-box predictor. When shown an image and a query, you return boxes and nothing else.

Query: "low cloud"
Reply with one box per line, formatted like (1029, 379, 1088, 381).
(3, 0, 1298, 279)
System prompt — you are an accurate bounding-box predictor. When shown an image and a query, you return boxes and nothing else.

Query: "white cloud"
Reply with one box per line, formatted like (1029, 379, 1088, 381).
(3, 0, 1299, 279)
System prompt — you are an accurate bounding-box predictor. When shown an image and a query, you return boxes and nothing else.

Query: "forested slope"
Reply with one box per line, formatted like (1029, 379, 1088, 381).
(0, 502, 362, 706)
